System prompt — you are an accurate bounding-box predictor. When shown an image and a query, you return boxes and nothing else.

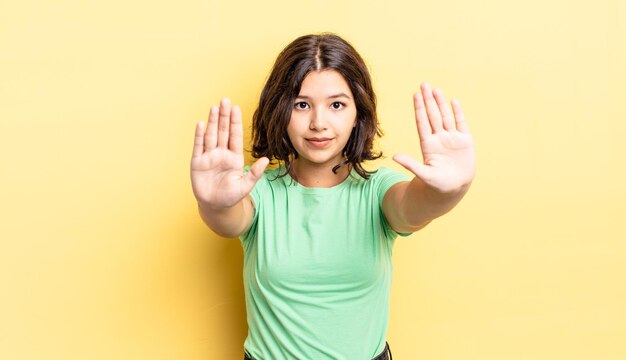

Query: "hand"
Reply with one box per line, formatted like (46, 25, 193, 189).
(393, 83, 476, 193)
(190, 98, 269, 209)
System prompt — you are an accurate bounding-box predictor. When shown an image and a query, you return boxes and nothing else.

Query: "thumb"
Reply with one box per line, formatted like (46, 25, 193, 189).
(243, 157, 270, 189)
(392, 153, 430, 183)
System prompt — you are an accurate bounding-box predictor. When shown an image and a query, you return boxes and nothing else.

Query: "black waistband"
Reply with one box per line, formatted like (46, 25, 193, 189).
(243, 342, 392, 360)
(373, 342, 392, 360)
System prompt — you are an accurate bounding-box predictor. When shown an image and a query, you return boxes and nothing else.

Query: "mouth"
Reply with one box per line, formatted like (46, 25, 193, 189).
(306, 137, 333, 148)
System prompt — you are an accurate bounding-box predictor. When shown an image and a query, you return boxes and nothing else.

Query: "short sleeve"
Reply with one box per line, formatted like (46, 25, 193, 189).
(374, 168, 411, 208)
(373, 167, 413, 238)
(239, 166, 268, 244)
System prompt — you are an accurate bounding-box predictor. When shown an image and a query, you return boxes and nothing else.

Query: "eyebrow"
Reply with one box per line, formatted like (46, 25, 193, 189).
(295, 93, 352, 100)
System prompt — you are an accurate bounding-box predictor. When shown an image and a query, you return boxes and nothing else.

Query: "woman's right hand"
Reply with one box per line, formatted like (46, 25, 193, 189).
(190, 98, 269, 210)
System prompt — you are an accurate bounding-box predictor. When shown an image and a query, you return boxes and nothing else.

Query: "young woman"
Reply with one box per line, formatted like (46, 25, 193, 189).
(190, 33, 475, 360)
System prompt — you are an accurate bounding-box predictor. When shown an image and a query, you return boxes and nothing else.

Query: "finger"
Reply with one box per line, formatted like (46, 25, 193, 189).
(414, 92, 432, 141)
(205, 105, 219, 150)
(217, 98, 231, 149)
(243, 157, 270, 191)
(192, 120, 205, 157)
(452, 98, 470, 133)
(392, 153, 430, 183)
(433, 87, 455, 131)
(421, 82, 443, 133)
(229, 105, 243, 154)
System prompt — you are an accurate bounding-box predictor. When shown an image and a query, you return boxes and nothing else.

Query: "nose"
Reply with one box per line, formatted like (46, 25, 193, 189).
(309, 108, 328, 131)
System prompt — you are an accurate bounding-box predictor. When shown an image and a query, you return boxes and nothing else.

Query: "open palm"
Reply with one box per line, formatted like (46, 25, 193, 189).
(393, 83, 476, 193)
(190, 98, 268, 209)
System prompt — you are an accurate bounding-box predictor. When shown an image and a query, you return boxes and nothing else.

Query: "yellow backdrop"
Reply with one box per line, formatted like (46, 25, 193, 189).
(2, 0, 625, 359)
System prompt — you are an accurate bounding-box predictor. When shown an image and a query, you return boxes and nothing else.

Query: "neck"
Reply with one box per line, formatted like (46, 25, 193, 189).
(290, 160, 351, 188)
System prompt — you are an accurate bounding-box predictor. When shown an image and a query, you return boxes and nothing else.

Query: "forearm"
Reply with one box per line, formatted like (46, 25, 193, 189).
(383, 177, 471, 233)
(197, 197, 253, 238)
(399, 177, 472, 229)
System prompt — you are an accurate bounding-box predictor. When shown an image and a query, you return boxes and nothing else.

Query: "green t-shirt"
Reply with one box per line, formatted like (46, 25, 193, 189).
(240, 166, 410, 360)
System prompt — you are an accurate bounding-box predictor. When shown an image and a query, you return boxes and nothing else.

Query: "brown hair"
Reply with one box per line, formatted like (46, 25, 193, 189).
(251, 33, 383, 179)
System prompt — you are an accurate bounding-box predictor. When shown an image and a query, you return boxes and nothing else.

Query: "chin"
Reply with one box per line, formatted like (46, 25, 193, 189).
(301, 156, 343, 167)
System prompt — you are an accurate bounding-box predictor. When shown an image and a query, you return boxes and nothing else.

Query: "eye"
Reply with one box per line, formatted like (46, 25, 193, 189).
(294, 101, 309, 110)
(331, 101, 345, 110)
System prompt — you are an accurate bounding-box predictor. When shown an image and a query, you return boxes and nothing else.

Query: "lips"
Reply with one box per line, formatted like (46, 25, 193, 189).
(306, 137, 333, 148)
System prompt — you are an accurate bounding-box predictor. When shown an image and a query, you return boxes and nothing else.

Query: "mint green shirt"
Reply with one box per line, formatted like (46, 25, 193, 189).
(240, 167, 410, 359)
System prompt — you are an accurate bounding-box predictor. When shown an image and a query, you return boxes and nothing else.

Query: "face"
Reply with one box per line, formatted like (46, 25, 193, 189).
(287, 69, 357, 170)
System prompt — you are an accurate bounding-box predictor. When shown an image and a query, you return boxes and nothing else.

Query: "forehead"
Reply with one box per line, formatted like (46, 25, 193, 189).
(297, 69, 353, 98)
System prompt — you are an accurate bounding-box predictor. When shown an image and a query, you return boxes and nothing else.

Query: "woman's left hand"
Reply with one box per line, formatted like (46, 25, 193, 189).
(393, 82, 476, 194)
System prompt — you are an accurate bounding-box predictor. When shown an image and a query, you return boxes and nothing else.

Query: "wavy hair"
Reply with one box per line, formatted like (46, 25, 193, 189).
(251, 33, 383, 179)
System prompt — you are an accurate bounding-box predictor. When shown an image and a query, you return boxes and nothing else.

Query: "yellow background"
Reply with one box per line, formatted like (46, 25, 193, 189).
(2, 0, 625, 359)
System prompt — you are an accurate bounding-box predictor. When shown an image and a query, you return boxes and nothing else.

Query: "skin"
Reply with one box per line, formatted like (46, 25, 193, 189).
(383, 83, 476, 233)
(190, 99, 268, 238)
(190, 71, 475, 237)
(287, 70, 357, 187)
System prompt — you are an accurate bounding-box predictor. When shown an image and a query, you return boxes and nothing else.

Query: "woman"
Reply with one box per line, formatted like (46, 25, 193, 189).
(190, 33, 475, 359)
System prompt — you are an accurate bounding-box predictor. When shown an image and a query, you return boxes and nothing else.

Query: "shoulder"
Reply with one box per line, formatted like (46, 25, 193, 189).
(344, 167, 411, 205)
(258, 166, 288, 187)
(366, 167, 412, 205)
(370, 166, 402, 177)
(263, 166, 286, 178)
(246, 165, 284, 184)
(247, 166, 291, 198)
(367, 167, 411, 186)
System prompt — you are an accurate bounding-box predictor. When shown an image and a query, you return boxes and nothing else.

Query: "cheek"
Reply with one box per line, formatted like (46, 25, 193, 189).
(345, 111, 358, 131)
(286, 119, 300, 144)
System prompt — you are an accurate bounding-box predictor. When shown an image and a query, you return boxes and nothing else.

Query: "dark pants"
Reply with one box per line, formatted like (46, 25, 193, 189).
(244, 342, 392, 360)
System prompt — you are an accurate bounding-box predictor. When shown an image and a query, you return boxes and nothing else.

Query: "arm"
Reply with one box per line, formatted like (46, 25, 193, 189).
(196, 195, 256, 239)
(190, 98, 269, 238)
(383, 83, 476, 233)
